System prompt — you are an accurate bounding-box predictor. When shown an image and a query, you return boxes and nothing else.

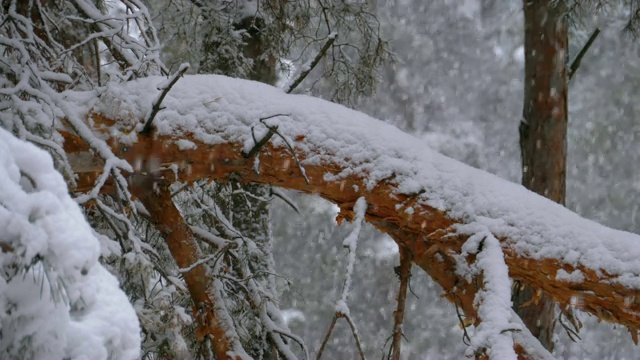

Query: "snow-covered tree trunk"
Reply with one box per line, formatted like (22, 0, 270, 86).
(58, 75, 640, 359)
(515, 0, 569, 351)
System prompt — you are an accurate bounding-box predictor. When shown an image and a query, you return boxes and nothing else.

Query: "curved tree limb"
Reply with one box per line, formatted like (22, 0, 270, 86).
(59, 75, 640, 355)
(130, 172, 248, 360)
(62, 121, 640, 337)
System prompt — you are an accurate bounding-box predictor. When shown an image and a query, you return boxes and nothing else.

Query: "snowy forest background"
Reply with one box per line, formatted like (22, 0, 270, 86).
(1, 0, 639, 359)
(268, 1, 640, 359)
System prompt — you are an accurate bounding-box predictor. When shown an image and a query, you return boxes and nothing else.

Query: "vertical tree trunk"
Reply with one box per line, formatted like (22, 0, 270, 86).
(515, 0, 568, 351)
(200, 10, 280, 358)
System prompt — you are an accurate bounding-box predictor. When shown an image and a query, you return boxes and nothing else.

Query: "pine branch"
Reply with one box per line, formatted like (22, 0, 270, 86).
(316, 313, 338, 360)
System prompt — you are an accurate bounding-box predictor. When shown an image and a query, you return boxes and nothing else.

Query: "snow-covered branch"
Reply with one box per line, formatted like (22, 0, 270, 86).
(457, 229, 517, 359)
(61, 75, 640, 349)
(0, 128, 140, 359)
(315, 197, 367, 360)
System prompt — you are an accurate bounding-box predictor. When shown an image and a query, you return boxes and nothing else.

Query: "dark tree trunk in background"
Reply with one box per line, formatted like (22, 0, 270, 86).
(201, 13, 279, 359)
(226, 16, 277, 250)
(515, 0, 568, 351)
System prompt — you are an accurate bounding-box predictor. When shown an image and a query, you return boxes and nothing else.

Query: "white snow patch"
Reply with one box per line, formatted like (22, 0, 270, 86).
(81, 74, 640, 291)
(339, 197, 367, 307)
(459, 229, 517, 359)
(513, 45, 525, 64)
(281, 308, 306, 325)
(176, 139, 197, 150)
(556, 269, 585, 283)
(0, 128, 140, 359)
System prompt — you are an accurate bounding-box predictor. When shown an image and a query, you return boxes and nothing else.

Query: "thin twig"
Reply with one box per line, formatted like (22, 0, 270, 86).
(93, 38, 101, 86)
(140, 63, 190, 135)
(270, 126, 310, 184)
(558, 310, 582, 342)
(341, 312, 367, 360)
(271, 188, 300, 214)
(316, 314, 338, 360)
(452, 291, 472, 346)
(243, 115, 310, 184)
(243, 126, 278, 158)
(569, 28, 600, 81)
(390, 246, 411, 360)
(242, 114, 290, 158)
(272, 328, 310, 360)
(170, 183, 190, 198)
(285, 33, 338, 94)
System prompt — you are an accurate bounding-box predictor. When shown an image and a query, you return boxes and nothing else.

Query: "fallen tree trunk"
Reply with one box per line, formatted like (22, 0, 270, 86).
(62, 121, 640, 337)
(60, 75, 640, 348)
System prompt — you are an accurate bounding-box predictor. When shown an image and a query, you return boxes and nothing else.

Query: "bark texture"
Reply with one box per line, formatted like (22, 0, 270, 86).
(391, 246, 411, 360)
(131, 172, 244, 360)
(516, 0, 569, 351)
(62, 122, 640, 345)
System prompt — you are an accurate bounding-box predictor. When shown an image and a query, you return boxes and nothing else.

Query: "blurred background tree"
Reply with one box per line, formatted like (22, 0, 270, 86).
(270, 1, 640, 358)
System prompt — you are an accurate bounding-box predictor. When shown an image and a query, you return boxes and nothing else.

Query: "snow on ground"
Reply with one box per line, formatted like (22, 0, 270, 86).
(0, 128, 140, 359)
(86, 74, 640, 289)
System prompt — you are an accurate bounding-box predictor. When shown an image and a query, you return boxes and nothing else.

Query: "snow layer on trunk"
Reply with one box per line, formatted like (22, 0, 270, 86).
(0, 128, 140, 359)
(88, 74, 640, 289)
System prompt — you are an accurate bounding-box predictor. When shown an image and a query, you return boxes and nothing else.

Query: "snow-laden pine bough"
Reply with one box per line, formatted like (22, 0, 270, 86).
(61, 75, 640, 358)
(0, 128, 141, 359)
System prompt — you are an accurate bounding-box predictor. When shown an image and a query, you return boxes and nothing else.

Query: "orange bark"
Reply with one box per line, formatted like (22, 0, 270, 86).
(61, 115, 640, 350)
(131, 171, 244, 360)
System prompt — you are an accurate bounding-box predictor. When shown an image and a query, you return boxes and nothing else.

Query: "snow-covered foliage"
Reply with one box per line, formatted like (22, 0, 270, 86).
(0, 128, 140, 359)
(2, 0, 640, 359)
(338, 197, 367, 311)
(0, 1, 174, 358)
(148, 0, 391, 104)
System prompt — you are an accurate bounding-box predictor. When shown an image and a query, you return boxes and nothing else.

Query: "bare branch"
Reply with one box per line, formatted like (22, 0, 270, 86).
(341, 313, 366, 360)
(285, 33, 338, 94)
(390, 246, 411, 360)
(141, 63, 190, 135)
(271, 188, 301, 214)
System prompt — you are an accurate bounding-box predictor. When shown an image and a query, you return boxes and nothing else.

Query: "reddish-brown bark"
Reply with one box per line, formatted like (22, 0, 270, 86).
(131, 174, 244, 360)
(516, 0, 570, 350)
(61, 120, 640, 344)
